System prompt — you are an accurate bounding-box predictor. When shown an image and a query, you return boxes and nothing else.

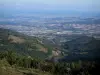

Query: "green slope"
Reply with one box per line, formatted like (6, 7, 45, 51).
(61, 36, 100, 61)
(0, 28, 52, 59)
(0, 59, 52, 75)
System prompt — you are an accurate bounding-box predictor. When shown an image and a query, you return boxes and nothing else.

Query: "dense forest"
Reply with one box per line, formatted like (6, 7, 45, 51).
(0, 50, 100, 75)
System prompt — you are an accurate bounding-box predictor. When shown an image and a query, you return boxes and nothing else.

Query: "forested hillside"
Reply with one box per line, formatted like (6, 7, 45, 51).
(0, 51, 100, 75)
(0, 28, 53, 59)
(0, 28, 100, 75)
(61, 36, 100, 61)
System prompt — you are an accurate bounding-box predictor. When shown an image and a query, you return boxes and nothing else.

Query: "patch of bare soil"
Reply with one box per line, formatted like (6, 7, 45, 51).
(8, 35, 25, 44)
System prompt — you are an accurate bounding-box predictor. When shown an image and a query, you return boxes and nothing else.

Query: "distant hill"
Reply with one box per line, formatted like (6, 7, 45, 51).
(0, 28, 53, 59)
(61, 36, 100, 61)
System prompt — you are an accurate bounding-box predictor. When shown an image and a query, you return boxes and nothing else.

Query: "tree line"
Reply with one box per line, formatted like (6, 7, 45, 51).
(0, 50, 100, 75)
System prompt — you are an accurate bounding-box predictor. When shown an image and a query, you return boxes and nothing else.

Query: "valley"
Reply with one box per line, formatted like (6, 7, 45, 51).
(0, 15, 100, 75)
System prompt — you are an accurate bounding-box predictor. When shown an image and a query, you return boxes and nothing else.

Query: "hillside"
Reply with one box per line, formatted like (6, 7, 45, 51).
(0, 28, 53, 59)
(61, 36, 100, 61)
(0, 59, 52, 75)
(0, 28, 100, 75)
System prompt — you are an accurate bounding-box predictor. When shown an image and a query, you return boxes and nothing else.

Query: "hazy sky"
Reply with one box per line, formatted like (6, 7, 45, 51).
(0, 0, 100, 13)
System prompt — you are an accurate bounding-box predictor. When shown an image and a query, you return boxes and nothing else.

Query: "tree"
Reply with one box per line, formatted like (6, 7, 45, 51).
(6, 50, 17, 65)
